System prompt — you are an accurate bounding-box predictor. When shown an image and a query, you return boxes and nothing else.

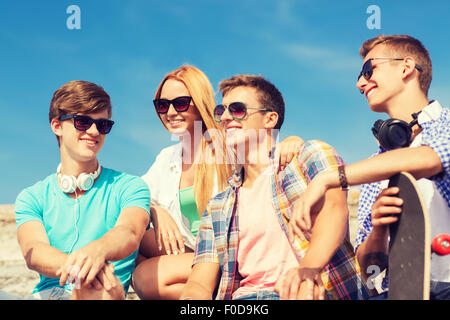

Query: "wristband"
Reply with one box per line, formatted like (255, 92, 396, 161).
(338, 165, 349, 191)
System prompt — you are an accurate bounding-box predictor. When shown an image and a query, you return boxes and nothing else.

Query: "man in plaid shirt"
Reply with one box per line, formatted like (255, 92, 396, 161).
(180, 74, 370, 300)
(287, 35, 450, 300)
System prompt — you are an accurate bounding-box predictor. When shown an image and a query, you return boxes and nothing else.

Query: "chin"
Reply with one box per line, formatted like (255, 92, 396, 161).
(169, 128, 190, 137)
(368, 99, 388, 113)
(226, 132, 245, 145)
(227, 135, 253, 160)
(79, 151, 99, 161)
(64, 146, 98, 164)
(70, 155, 98, 166)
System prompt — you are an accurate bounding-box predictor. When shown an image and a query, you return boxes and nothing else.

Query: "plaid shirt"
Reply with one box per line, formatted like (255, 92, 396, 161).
(355, 101, 450, 290)
(194, 140, 371, 300)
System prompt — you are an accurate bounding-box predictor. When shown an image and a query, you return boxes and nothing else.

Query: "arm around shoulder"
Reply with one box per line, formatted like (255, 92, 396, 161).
(344, 145, 443, 186)
(296, 140, 344, 175)
(313, 145, 443, 193)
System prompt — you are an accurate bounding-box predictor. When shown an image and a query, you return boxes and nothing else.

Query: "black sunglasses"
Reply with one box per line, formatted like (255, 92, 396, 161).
(153, 96, 192, 114)
(58, 114, 114, 134)
(214, 102, 273, 123)
(358, 57, 423, 81)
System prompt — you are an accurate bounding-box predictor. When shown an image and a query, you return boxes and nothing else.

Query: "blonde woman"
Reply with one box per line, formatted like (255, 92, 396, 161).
(132, 65, 302, 299)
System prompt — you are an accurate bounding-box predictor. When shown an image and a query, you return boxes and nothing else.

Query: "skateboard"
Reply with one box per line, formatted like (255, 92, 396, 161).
(387, 172, 431, 300)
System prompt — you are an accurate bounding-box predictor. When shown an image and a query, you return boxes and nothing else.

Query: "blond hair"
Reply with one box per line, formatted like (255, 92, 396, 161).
(360, 35, 432, 96)
(154, 65, 231, 216)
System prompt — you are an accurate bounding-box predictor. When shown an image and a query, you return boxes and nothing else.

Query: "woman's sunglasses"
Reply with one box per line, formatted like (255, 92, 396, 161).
(358, 57, 423, 81)
(153, 96, 192, 114)
(58, 114, 114, 134)
(214, 102, 273, 123)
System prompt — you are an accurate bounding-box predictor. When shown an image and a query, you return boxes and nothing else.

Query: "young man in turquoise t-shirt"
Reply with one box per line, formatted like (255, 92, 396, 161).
(14, 80, 150, 300)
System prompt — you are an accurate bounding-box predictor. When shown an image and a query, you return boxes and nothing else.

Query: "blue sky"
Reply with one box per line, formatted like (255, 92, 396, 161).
(1, 0, 449, 204)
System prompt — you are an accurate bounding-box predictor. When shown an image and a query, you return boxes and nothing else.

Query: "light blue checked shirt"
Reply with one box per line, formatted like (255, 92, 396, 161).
(354, 100, 450, 290)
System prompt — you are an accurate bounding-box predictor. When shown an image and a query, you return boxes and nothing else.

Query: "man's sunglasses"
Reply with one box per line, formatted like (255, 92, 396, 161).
(58, 114, 115, 134)
(358, 57, 423, 81)
(214, 102, 273, 123)
(153, 96, 192, 114)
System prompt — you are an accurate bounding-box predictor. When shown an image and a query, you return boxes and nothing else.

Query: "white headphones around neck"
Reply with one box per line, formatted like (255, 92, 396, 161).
(57, 162, 101, 194)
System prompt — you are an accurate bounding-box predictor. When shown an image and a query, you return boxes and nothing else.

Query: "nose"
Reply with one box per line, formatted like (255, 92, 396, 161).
(356, 76, 367, 94)
(86, 122, 100, 136)
(219, 106, 233, 126)
(166, 103, 178, 116)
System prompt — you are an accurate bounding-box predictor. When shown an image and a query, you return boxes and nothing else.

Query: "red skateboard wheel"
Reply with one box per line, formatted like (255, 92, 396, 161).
(431, 234, 450, 256)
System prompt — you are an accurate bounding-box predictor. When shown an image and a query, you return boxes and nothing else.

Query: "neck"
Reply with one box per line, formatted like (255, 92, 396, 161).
(59, 155, 99, 177)
(385, 88, 429, 123)
(241, 130, 275, 188)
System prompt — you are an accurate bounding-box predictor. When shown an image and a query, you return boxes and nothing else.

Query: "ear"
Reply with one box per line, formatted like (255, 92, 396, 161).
(50, 118, 63, 138)
(264, 111, 279, 130)
(402, 57, 418, 80)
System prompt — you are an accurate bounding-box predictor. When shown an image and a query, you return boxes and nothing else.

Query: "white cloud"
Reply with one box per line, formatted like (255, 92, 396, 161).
(281, 43, 361, 71)
(119, 123, 173, 153)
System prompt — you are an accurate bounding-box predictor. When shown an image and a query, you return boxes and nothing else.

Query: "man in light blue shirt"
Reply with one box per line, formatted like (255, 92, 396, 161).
(287, 35, 450, 300)
(15, 80, 150, 300)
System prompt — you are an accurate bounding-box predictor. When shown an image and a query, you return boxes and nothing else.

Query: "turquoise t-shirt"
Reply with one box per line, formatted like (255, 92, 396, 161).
(14, 167, 150, 294)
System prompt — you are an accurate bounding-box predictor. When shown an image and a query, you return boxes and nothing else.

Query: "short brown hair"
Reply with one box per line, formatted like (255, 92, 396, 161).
(218, 75, 285, 130)
(360, 35, 432, 96)
(49, 80, 112, 123)
(49, 80, 112, 146)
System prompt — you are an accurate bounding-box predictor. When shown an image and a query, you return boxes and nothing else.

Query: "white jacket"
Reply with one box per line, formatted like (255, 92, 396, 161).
(142, 143, 218, 250)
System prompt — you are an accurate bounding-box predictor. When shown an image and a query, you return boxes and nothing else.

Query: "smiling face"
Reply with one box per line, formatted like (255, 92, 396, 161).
(158, 79, 203, 137)
(356, 44, 405, 113)
(220, 86, 278, 150)
(51, 109, 109, 164)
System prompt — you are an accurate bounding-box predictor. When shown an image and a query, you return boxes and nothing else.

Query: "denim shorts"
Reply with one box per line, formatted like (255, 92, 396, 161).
(30, 287, 72, 300)
(430, 281, 450, 300)
(369, 280, 450, 300)
(233, 290, 280, 300)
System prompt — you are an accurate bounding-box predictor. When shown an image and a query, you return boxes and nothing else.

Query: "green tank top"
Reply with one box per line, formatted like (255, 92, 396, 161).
(179, 186, 200, 238)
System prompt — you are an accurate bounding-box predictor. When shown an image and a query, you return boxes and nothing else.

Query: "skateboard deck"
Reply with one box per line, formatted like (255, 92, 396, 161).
(388, 172, 431, 300)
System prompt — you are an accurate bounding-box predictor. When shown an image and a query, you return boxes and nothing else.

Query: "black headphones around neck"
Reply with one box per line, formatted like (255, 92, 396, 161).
(371, 111, 421, 150)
